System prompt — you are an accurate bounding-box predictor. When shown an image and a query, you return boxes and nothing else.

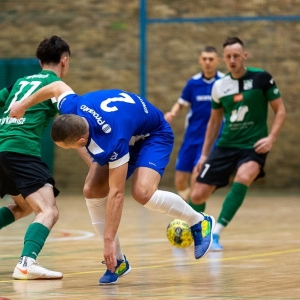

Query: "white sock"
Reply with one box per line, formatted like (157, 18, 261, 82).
(18, 256, 35, 267)
(177, 187, 190, 201)
(85, 197, 124, 261)
(213, 223, 225, 236)
(143, 190, 203, 226)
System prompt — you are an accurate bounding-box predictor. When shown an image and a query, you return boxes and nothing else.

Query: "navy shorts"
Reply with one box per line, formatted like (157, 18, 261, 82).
(0, 151, 60, 199)
(127, 123, 174, 179)
(196, 147, 268, 188)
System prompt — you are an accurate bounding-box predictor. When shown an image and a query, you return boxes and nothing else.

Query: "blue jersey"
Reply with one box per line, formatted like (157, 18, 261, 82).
(178, 71, 224, 145)
(57, 89, 173, 169)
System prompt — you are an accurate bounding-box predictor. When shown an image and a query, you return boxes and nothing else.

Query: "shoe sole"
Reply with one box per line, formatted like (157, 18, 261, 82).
(210, 247, 223, 252)
(13, 273, 63, 280)
(99, 266, 132, 285)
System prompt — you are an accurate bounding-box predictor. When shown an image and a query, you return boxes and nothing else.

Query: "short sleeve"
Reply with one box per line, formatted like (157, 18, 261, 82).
(179, 81, 192, 105)
(57, 92, 78, 114)
(211, 81, 223, 109)
(261, 71, 281, 101)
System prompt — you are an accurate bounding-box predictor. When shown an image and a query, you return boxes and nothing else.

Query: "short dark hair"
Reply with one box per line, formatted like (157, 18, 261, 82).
(202, 46, 218, 54)
(223, 37, 244, 48)
(51, 114, 87, 144)
(36, 35, 71, 64)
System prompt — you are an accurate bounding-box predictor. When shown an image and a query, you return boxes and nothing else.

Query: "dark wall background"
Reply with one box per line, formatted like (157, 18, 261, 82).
(0, 0, 299, 193)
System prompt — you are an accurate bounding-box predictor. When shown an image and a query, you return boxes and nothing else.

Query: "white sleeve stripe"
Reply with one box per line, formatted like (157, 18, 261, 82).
(57, 91, 76, 108)
(109, 153, 129, 169)
(178, 98, 190, 107)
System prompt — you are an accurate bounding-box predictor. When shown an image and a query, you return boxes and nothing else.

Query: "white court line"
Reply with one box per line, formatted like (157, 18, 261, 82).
(0, 229, 95, 245)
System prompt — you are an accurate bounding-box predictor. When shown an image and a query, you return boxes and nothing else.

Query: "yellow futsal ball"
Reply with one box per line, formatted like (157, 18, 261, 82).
(166, 219, 194, 248)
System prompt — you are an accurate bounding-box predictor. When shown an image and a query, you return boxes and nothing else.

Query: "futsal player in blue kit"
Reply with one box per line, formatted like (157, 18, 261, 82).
(165, 46, 224, 210)
(10, 81, 215, 285)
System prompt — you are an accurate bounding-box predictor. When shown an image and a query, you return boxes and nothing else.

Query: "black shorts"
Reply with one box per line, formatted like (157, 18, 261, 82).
(196, 147, 268, 188)
(0, 151, 60, 199)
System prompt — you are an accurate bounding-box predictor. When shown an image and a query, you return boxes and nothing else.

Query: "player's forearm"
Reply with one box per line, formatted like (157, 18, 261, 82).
(75, 147, 93, 167)
(268, 107, 286, 143)
(19, 83, 54, 110)
(202, 120, 222, 156)
(22, 81, 70, 110)
(168, 102, 183, 117)
(165, 102, 185, 123)
(104, 190, 124, 242)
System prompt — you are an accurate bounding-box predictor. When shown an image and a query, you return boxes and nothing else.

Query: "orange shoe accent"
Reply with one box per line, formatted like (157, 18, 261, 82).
(16, 267, 28, 275)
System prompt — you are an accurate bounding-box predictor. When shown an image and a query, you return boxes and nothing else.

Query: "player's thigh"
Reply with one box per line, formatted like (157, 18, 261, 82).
(234, 161, 260, 186)
(11, 194, 31, 212)
(84, 162, 109, 198)
(130, 130, 173, 203)
(131, 167, 161, 204)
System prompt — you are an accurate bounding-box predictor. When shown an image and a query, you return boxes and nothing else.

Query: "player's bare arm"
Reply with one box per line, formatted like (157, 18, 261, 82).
(75, 147, 93, 167)
(9, 81, 73, 119)
(196, 108, 223, 172)
(254, 97, 286, 154)
(164, 102, 185, 123)
(103, 163, 128, 272)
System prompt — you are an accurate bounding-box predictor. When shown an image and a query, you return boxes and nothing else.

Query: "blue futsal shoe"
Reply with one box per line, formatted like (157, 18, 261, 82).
(99, 256, 131, 285)
(190, 213, 215, 259)
(210, 234, 223, 251)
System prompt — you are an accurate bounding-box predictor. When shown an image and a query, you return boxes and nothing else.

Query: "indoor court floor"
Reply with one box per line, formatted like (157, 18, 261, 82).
(0, 191, 299, 300)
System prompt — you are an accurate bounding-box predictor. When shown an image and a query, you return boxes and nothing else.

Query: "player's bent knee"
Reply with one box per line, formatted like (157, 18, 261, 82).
(50, 207, 60, 224)
(234, 172, 257, 185)
(132, 188, 153, 205)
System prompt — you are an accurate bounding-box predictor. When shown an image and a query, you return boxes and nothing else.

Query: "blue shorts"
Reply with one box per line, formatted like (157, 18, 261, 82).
(127, 123, 174, 179)
(175, 143, 203, 173)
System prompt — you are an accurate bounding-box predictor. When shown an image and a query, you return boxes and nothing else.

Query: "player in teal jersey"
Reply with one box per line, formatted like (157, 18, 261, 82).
(0, 36, 72, 279)
(190, 37, 286, 250)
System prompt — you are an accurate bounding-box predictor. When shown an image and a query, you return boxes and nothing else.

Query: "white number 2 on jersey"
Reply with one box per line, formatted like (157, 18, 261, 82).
(100, 92, 135, 112)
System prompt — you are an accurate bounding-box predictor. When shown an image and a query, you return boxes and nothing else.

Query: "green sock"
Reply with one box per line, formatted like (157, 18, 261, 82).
(218, 182, 248, 226)
(0, 207, 15, 229)
(188, 199, 206, 213)
(22, 223, 50, 259)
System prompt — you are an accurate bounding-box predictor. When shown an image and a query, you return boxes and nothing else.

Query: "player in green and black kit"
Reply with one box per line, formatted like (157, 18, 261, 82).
(0, 36, 71, 279)
(190, 37, 286, 250)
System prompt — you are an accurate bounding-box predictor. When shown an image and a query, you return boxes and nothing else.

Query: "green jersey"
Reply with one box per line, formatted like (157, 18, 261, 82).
(0, 70, 60, 157)
(211, 67, 281, 149)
